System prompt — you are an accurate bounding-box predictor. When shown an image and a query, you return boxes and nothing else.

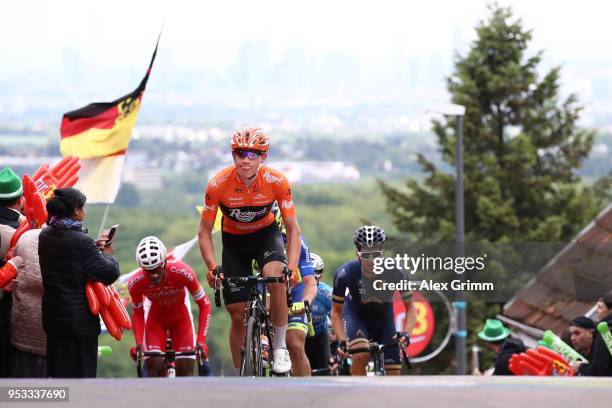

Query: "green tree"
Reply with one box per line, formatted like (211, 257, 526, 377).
(379, 3, 611, 372)
(382, 4, 608, 243)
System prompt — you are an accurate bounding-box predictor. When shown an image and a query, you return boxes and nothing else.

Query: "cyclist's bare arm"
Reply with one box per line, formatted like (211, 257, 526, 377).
(402, 297, 417, 334)
(303, 275, 317, 304)
(282, 215, 301, 267)
(128, 281, 145, 345)
(198, 217, 217, 270)
(330, 302, 346, 342)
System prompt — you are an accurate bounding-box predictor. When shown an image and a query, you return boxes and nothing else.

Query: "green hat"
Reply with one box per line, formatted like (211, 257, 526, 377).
(0, 167, 22, 199)
(478, 319, 511, 342)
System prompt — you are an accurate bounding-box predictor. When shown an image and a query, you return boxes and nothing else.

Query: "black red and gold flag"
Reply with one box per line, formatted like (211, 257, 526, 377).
(59, 34, 160, 203)
(59, 35, 159, 158)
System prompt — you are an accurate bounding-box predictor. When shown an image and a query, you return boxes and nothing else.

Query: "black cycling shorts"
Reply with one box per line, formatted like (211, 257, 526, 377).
(221, 221, 287, 305)
(305, 330, 331, 373)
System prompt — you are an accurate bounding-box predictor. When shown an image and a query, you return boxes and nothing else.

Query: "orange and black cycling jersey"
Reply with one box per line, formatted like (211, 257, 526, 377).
(202, 165, 296, 235)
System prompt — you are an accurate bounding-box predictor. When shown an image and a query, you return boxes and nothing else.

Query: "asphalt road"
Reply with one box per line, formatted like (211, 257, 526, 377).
(1, 376, 611, 408)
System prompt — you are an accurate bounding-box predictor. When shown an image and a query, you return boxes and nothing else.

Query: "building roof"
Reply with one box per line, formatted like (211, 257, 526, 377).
(503, 202, 612, 335)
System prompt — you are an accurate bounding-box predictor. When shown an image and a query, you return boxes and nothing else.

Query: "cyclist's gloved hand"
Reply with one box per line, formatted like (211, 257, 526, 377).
(197, 341, 209, 359)
(207, 265, 222, 289)
(288, 264, 299, 288)
(130, 345, 140, 361)
(396, 331, 411, 347)
(200, 360, 212, 377)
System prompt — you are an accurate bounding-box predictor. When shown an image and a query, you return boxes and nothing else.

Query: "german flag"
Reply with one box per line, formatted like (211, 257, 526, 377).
(59, 36, 159, 158)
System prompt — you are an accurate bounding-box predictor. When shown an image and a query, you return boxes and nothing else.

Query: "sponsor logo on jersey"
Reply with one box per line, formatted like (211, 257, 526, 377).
(228, 197, 243, 201)
(228, 207, 269, 222)
(236, 223, 263, 230)
(254, 194, 266, 200)
(128, 272, 146, 290)
(281, 200, 293, 209)
(170, 265, 194, 281)
(147, 287, 185, 301)
(263, 170, 283, 184)
(204, 204, 216, 211)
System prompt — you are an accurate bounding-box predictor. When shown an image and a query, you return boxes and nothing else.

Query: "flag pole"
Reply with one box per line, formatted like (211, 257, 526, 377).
(97, 204, 111, 238)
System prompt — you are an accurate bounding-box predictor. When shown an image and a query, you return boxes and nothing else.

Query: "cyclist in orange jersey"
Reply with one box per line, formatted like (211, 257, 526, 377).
(198, 127, 301, 375)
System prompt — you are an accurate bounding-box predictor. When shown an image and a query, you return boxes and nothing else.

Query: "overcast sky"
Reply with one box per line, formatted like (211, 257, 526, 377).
(1, 0, 610, 71)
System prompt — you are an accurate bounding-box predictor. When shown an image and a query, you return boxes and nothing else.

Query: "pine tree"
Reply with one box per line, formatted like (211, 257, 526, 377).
(380, 4, 608, 244)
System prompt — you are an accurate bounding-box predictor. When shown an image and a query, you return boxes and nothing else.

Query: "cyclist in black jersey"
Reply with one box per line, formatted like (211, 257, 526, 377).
(331, 226, 416, 375)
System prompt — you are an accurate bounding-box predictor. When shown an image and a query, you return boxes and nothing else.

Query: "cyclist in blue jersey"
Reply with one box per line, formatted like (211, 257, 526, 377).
(305, 253, 333, 374)
(271, 205, 317, 376)
(331, 225, 416, 376)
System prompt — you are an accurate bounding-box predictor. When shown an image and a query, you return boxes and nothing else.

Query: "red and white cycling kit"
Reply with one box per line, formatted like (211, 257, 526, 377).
(128, 259, 211, 354)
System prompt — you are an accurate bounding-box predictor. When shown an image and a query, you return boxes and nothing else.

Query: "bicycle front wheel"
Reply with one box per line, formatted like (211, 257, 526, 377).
(242, 316, 263, 377)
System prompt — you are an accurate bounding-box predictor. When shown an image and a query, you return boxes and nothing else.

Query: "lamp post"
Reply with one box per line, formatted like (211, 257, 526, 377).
(428, 103, 467, 374)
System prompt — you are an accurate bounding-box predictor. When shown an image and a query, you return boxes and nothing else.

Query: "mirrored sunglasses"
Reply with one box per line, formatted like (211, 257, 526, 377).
(233, 149, 262, 160)
(358, 250, 384, 260)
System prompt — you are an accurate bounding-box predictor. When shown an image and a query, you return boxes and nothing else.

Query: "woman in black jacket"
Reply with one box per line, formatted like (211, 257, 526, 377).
(38, 188, 120, 378)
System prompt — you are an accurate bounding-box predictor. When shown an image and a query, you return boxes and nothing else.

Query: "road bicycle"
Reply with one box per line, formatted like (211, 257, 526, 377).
(347, 334, 410, 376)
(213, 266, 292, 377)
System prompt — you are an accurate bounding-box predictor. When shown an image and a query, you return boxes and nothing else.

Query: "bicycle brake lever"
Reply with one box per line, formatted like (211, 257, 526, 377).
(213, 267, 222, 308)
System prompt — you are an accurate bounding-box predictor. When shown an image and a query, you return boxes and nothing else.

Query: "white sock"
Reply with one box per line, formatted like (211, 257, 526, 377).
(233, 366, 240, 375)
(272, 325, 287, 350)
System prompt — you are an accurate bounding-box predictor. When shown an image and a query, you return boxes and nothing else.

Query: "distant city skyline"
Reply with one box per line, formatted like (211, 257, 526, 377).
(2, 0, 611, 70)
(2, 0, 612, 130)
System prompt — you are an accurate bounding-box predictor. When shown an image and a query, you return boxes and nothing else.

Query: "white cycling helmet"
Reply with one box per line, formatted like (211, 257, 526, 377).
(310, 252, 324, 274)
(353, 225, 386, 250)
(135, 236, 167, 270)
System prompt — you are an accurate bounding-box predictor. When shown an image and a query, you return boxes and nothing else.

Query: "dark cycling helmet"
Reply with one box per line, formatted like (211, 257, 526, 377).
(310, 252, 324, 275)
(353, 225, 386, 250)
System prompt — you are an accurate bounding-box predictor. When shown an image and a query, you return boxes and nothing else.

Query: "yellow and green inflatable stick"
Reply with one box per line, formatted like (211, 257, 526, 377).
(597, 322, 612, 357)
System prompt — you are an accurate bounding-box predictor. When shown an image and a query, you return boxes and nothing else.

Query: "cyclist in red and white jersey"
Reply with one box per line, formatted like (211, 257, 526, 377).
(128, 236, 211, 377)
(198, 127, 302, 374)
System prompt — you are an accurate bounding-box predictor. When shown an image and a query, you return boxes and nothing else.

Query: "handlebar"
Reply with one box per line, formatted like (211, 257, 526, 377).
(213, 266, 222, 308)
(348, 342, 399, 355)
(136, 342, 207, 378)
(283, 266, 293, 308)
(212, 266, 294, 309)
(225, 276, 285, 285)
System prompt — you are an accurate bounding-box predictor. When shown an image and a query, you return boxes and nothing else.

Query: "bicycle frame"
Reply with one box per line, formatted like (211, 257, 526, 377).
(226, 275, 281, 377)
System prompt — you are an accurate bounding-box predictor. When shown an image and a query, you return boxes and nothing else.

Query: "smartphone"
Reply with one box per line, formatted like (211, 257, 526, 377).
(104, 224, 120, 247)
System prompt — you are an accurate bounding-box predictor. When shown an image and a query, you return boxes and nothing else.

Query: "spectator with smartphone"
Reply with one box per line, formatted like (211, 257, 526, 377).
(38, 188, 120, 378)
